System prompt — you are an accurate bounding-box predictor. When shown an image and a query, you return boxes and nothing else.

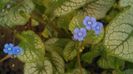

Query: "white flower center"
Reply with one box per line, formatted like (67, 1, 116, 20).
(8, 48, 11, 50)
(96, 25, 100, 30)
(17, 49, 20, 52)
(78, 32, 82, 36)
(88, 21, 92, 24)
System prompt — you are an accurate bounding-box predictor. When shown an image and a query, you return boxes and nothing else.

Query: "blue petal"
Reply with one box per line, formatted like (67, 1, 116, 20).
(92, 22, 103, 35)
(9, 43, 14, 47)
(80, 28, 87, 37)
(13, 46, 22, 55)
(8, 50, 13, 55)
(86, 24, 91, 30)
(4, 43, 9, 48)
(83, 16, 90, 26)
(91, 17, 96, 23)
(74, 28, 80, 34)
(73, 34, 79, 40)
(98, 22, 103, 28)
(3, 49, 8, 53)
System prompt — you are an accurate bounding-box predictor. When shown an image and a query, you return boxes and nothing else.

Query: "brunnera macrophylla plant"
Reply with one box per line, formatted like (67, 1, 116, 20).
(0, 0, 133, 74)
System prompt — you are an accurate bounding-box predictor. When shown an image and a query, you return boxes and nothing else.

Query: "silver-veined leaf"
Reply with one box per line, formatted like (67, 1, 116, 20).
(46, 49, 65, 74)
(16, 30, 45, 63)
(82, 0, 115, 19)
(54, 0, 93, 16)
(24, 59, 53, 74)
(0, 0, 34, 27)
(119, 0, 133, 7)
(63, 41, 77, 61)
(98, 56, 124, 69)
(104, 7, 133, 62)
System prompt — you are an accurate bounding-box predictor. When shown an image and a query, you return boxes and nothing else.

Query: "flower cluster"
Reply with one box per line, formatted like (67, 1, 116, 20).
(3, 43, 22, 56)
(73, 16, 103, 41)
(83, 16, 103, 35)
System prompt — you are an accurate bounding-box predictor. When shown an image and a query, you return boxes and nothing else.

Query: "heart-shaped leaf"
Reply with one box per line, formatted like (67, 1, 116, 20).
(82, 0, 115, 19)
(63, 41, 77, 61)
(104, 8, 133, 62)
(16, 30, 45, 63)
(0, 0, 34, 27)
(24, 59, 53, 74)
(46, 49, 65, 74)
(54, 0, 93, 16)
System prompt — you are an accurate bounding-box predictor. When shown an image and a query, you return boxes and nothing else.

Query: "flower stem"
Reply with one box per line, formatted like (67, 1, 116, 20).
(77, 42, 83, 74)
(0, 55, 11, 62)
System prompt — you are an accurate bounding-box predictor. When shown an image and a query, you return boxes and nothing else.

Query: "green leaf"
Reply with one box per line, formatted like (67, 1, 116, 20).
(125, 62, 133, 69)
(56, 12, 75, 30)
(69, 14, 85, 32)
(104, 7, 133, 62)
(66, 68, 89, 74)
(119, 0, 133, 7)
(0, 0, 34, 27)
(45, 38, 59, 45)
(46, 49, 65, 74)
(17, 30, 45, 63)
(45, 38, 70, 55)
(63, 41, 77, 61)
(41, 28, 50, 38)
(103, 70, 124, 74)
(83, 30, 104, 44)
(0, 0, 10, 9)
(81, 46, 100, 64)
(82, 0, 115, 19)
(24, 59, 53, 74)
(98, 56, 124, 69)
(44, 0, 66, 16)
(124, 69, 133, 74)
(54, 0, 92, 16)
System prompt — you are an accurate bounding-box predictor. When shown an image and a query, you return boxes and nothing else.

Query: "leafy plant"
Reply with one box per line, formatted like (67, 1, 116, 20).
(0, 0, 133, 74)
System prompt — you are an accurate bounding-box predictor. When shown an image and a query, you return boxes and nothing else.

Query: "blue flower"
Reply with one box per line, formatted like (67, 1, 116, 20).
(83, 16, 97, 30)
(3, 43, 14, 55)
(73, 28, 87, 41)
(12, 46, 22, 55)
(3, 43, 22, 56)
(92, 22, 103, 35)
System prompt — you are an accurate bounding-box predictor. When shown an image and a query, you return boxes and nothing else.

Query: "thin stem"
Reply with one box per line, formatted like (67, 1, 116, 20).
(77, 42, 83, 74)
(0, 55, 11, 62)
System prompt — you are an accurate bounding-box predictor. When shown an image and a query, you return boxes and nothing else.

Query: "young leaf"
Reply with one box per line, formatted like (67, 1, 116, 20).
(81, 46, 100, 64)
(54, 0, 92, 16)
(69, 13, 85, 32)
(83, 0, 115, 19)
(45, 38, 59, 45)
(104, 7, 133, 62)
(16, 30, 45, 63)
(24, 59, 53, 74)
(63, 41, 77, 61)
(98, 56, 124, 69)
(46, 49, 65, 74)
(0, 0, 34, 27)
